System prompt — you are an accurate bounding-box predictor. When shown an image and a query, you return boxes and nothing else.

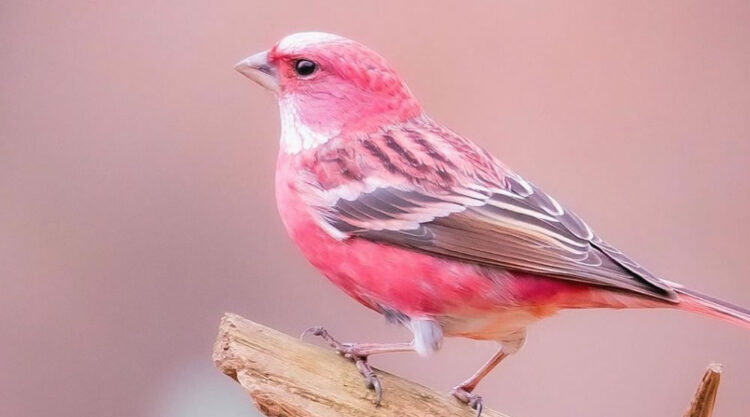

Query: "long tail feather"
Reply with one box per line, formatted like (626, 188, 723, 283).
(665, 281, 750, 329)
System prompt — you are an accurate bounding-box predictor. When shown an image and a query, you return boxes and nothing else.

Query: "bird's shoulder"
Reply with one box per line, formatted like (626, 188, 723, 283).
(300, 116, 510, 194)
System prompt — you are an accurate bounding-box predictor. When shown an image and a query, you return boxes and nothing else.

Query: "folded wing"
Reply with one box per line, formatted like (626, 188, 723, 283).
(317, 174, 677, 302)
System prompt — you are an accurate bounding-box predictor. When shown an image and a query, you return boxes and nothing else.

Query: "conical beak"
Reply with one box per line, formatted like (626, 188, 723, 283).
(235, 50, 279, 92)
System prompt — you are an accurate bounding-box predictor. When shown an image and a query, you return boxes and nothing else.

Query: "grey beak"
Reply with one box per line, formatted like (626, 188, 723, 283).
(235, 50, 279, 92)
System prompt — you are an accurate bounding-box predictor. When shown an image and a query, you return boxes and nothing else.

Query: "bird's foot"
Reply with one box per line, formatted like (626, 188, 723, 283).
(301, 326, 383, 406)
(451, 386, 483, 417)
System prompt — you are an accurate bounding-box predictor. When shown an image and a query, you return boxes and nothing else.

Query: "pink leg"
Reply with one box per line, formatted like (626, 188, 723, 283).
(452, 330, 527, 416)
(302, 326, 414, 405)
(451, 347, 510, 417)
(455, 347, 509, 393)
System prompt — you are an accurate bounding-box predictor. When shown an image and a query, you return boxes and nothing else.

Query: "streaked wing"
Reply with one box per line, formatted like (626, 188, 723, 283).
(304, 118, 677, 302)
(316, 175, 676, 302)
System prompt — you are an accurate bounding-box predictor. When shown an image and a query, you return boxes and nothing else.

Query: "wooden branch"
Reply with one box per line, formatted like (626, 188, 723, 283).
(213, 313, 509, 417)
(684, 363, 722, 417)
(213, 313, 724, 417)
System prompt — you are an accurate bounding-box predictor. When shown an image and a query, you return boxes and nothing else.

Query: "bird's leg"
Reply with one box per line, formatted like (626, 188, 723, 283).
(452, 330, 526, 417)
(451, 347, 508, 416)
(301, 326, 414, 405)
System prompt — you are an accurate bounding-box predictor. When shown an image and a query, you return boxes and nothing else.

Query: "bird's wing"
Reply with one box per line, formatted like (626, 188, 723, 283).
(303, 121, 677, 302)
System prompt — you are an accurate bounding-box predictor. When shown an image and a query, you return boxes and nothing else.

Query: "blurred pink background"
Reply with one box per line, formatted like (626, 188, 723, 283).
(2, 1, 749, 417)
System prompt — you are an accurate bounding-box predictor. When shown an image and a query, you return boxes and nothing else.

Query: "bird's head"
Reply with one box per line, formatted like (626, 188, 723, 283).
(236, 32, 423, 152)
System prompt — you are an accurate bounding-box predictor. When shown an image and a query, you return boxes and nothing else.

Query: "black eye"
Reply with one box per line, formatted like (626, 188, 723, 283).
(294, 59, 317, 76)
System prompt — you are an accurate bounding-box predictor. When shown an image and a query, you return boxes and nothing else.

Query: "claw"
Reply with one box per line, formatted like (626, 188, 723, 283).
(300, 326, 324, 340)
(355, 358, 382, 406)
(469, 396, 483, 417)
(452, 387, 484, 417)
(369, 374, 383, 406)
(300, 326, 348, 352)
(301, 326, 383, 406)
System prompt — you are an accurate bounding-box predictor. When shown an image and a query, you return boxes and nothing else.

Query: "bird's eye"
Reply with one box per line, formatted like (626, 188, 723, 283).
(294, 59, 317, 77)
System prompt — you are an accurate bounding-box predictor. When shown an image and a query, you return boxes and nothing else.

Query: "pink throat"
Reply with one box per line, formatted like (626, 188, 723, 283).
(281, 86, 423, 137)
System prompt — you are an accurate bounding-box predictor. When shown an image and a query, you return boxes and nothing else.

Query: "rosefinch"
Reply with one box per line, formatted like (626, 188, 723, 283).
(235, 32, 749, 415)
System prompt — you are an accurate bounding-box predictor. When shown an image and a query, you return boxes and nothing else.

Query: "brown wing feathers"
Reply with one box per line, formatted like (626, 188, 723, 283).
(322, 182, 677, 302)
(313, 122, 677, 302)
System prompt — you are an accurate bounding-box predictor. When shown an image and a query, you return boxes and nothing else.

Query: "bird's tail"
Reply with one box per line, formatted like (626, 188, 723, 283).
(665, 280, 750, 329)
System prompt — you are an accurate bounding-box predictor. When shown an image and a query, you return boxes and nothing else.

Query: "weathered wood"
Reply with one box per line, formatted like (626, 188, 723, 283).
(213, 313, 509, 417)
(684, 364, 722, 417)
(213, 313, 725, 417)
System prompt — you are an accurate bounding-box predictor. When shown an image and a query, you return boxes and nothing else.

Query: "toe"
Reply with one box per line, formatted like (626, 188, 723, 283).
(469, 396, 483, 417)
(299, 326, 324, 340)
(355, 359, 382, 406)
(451, 387, 483, 417)
(367, 374, 382, 406)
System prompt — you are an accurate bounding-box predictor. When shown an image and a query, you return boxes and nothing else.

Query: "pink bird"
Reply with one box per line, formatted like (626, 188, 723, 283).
(236, 32, 749, 415)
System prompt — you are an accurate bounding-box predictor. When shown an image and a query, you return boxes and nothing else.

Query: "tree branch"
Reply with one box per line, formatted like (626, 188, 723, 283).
(684, 363, 722, 417)
(213, 313, 508, 417)
(213, 313, 723, 417)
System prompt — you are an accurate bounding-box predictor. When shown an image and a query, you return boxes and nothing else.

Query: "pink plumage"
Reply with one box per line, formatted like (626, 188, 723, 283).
(236, 32, 749, 414)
